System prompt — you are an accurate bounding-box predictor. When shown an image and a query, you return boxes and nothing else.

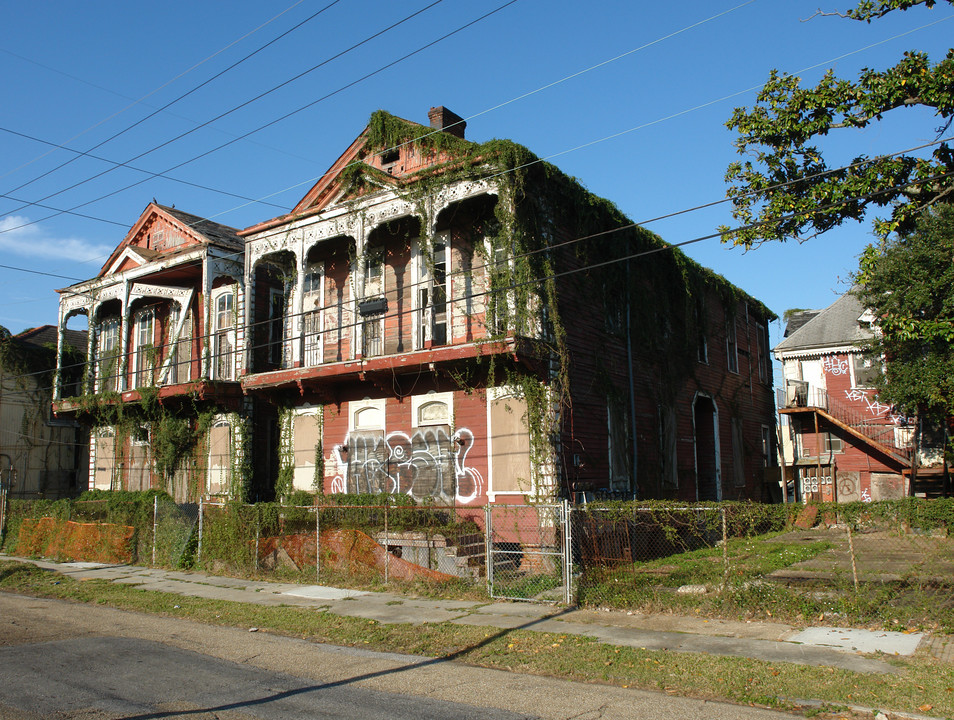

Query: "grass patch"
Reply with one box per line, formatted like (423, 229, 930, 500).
(2, 560, 953, 718)
(577, 531, 954, 632)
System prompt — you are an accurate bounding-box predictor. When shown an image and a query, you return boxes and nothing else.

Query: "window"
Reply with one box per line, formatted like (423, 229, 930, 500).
(133, 308, 155, 388)
(695, 299, 708, 364)
(303, 261, 323, 295)
(96, 317, 120, 392)
(487, 242, 511, 335)
(851, 353, 879, 388)
(731, 418, 745, 487)
(365, 245, 384, 283)
(268, 288, 286, 368)
(347, 399, 387, 495)
(208, 420, 232, 496)
(726, 316, 738, 373)
(303, 311, 321, 366)
(213, 291, 235, 380)
(168, 306, 192, 385)
(362, 315, 383, 357)
(302, 261, 323, 366)
(488, 387, 532, 496)
(417, 235, 449, 348)
(756, 322, 769, 382)
(824, 433, 844, 454)
(659, 405, 678, 489)
(761, 425, 775, 467)
(412, 391, 454, 427)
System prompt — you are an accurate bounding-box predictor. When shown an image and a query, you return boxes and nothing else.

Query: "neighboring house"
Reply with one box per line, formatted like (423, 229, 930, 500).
(774, 291, 945, 502)
(0, 325, 87, 498)
(237, 106, 778, 505)
(52, 203, 247, 502)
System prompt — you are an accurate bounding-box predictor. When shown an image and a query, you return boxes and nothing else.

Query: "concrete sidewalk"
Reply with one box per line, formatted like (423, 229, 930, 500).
(10, 555, 942, 675)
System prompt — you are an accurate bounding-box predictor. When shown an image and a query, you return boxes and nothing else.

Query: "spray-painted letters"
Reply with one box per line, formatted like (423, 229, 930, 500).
(823, 357, 849, 375)
(328, 427, 483, 504)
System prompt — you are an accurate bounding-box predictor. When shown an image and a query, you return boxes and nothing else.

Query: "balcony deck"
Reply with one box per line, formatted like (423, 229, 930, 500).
(241, 336, 545, 395)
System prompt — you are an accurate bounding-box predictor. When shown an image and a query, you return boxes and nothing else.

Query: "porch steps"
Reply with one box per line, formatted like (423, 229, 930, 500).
(372, 531, 485, 580)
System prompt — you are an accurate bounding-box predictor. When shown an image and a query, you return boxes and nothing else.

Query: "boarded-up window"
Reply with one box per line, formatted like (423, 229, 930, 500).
(608, 402, 631, 491)
(293, 413, 321, 491)
(126, 427, 151, 491)
(659, 405, 678, 490)
(490, 393, 531, 494)
(208, 422, 231, 496)
(731, 418, 745, 487)
(93, 430, 115, 490)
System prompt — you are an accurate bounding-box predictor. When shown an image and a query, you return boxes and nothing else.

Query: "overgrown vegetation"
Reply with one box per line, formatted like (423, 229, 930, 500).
(2, 559, 954, 718)
(356, 111, 775, 498)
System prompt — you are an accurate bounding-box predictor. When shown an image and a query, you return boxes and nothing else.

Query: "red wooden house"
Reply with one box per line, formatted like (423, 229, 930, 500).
(238, 107, 778, 505)
(775, 291, 945, 501)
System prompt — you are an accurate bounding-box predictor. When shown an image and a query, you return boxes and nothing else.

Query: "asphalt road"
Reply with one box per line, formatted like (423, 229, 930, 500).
(0, 592, 795, 720)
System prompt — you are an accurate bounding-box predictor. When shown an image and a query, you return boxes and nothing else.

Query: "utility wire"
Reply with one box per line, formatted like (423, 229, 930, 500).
(0, 126, 287, 211)
(14, 166, 953, 395)
(0, 0, 450, 226)
(0, 0, 308, 185)
(4, 12, 949, 306)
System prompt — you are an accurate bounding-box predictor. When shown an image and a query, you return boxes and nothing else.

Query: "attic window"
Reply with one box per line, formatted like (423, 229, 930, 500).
(380, 148, 399, 165)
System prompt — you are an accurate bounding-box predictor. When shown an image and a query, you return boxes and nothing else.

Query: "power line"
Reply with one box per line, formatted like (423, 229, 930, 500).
(0, 0, 309, 185)
(0, 126, 288, 211)
(0, 0, 451, 227)
(13, 165, 952, 396)
(4, 10, 949, 309)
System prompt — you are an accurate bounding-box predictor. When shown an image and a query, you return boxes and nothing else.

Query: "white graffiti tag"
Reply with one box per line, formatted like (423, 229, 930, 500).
(823, 357, 849, 375)
(327, 427, 484, 504)
(844, 389, 892, 417)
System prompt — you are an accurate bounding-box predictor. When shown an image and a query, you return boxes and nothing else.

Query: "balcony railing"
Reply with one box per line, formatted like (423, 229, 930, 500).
(784, 383, 912, 459)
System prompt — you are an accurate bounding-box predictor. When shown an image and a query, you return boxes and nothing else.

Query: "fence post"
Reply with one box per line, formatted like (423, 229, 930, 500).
(384, 498, 390, 586)
(315, 504, 320, 583)
(721, 507, 729, 593)
(846, 524, 859, 591)
(197, 497, 204, 566)
(254, 514, 260, 573)
(563, 499, 573, 606)
(152, 495, 158, 566)
(484, 504, 493, 596)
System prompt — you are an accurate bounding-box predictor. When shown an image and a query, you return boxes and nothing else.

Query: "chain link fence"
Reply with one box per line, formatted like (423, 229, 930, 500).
(3, 494, 954, 625)
(485, 502, 571, 604)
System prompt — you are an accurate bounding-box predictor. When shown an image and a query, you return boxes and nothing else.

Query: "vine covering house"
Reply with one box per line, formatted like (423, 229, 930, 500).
(52, 106, 778, 506)
(237, 106, 778, 507)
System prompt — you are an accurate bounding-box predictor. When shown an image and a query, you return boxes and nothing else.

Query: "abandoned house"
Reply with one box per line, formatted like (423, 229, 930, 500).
(51, 107, 778, 505)
(236, 106, 778, 505)
(1, 325, 87, 498)
(52, 204, 248, 502)
(775, 291, 946, 502)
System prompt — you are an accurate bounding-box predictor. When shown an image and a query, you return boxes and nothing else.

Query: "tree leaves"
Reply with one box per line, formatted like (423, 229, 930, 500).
(854, 205, 954, 416)
(721, 1, 954, 247)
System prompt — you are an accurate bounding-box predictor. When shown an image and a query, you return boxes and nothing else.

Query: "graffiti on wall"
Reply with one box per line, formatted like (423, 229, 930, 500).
(843, 389, 910, 425)
(822, 357, 849, 376)
(328, 427, 484, 504)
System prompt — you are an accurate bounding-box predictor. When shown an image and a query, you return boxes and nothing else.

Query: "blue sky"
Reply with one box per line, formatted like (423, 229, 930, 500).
(1, 0, 951, 355)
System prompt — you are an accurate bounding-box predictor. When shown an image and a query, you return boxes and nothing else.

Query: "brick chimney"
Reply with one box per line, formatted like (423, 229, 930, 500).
(427, 106, 466, 139)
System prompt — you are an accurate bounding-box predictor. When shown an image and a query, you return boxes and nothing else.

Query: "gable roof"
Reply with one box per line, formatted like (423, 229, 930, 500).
(774, 291, 872, 354)
(98, 203, 243, 277)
